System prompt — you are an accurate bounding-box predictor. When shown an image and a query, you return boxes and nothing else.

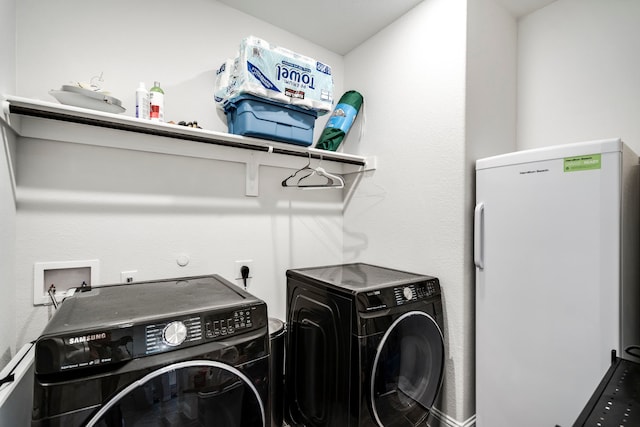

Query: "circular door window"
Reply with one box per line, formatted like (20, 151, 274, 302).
(85, 360, 265, 427)
(370, 311, 444, 427)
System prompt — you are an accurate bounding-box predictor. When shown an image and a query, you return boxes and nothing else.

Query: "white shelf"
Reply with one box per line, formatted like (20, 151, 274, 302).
(2, 95, 374, 196)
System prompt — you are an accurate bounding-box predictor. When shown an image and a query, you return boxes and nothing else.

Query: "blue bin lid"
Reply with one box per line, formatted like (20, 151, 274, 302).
(223, 93, 318, 117)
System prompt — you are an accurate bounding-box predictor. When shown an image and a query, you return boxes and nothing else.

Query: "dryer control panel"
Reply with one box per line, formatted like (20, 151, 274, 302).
(35, 304, 267, 375)
(357, 278, 440, 312)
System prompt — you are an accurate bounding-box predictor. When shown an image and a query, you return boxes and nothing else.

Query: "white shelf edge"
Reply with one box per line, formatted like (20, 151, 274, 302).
(2, 94, 375, 197)
(3, 95, 369, 165)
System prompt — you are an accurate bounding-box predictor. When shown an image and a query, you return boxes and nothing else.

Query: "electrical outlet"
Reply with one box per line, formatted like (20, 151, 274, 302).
(121, 270, 138, 283)
(234, 260, 254, 289)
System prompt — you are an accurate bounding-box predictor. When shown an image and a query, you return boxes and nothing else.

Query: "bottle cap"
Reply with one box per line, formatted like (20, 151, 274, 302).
(138, 82, 146, 89)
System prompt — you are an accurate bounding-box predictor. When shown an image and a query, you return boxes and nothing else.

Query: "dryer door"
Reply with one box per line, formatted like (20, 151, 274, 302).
(84, 360, 266, 427)
(285, 287, 352, 426)
(370, 311, 444, 427)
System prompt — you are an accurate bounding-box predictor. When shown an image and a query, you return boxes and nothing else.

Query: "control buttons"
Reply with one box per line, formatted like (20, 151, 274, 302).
(426, 282, 435, 296)
(204, 310, 253, 339)
(163, 321, 188, 346)
(403, 287, 413, 301)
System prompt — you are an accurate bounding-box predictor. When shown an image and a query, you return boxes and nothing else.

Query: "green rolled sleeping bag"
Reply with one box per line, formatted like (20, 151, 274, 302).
(315, 90, 363, 151)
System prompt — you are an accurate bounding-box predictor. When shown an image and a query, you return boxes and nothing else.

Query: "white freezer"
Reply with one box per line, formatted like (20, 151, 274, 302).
(474, 138, 640, 427)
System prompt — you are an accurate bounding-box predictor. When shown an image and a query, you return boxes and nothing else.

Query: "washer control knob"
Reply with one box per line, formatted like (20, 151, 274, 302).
(163, 321, 188, 346)
(403, 287, 413, 301)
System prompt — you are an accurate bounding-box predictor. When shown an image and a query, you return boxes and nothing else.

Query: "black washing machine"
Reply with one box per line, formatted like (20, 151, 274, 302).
(32, 275, 270, 427)
(285, 263, 445, 427)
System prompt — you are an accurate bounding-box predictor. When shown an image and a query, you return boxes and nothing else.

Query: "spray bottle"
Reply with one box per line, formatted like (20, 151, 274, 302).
(149, 81, 164, 122)
(135, 82, 149, 119)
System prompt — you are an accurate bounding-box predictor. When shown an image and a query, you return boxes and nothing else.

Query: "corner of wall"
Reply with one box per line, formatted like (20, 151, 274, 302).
(0, 122, 17, 371)
(463, 0, 518, 421)
(0, 0, 17, 371)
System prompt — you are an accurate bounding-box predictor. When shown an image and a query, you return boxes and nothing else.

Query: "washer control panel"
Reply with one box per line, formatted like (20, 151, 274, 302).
(34, 280, 269, 374)
(393, 280, 439, 306)
(145, 316, 203, 354)
(143, 305, 265, 355)
(359, 278, 440, 312)
(204, 308, 254, 339)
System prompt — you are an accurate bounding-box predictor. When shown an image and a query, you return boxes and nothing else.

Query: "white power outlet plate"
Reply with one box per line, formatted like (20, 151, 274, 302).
(121, 270, 138, 283)
(234, 260, 253, 289)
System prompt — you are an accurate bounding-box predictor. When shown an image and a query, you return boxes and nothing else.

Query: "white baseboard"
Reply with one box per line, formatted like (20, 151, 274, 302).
(430, 407, 476, 427)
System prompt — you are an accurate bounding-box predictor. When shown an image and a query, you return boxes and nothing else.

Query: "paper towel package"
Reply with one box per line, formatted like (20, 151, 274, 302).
(215, 36, 334, 114)
(214, 59, 234, 102)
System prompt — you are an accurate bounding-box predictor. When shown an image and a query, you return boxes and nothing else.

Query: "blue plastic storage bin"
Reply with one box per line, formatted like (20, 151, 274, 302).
(223, 94, 318, 146)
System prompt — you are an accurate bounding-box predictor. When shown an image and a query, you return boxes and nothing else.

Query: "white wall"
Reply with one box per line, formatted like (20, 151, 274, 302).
(344, 0, 474, 423)
(0, 0, 15, 97)
(0, 0, 17, 370)
(467, 0, 517, 163)
(465, 0, 517, 422)
(15, 0, 343, 137)
(518, 0, 640, 153)
(13, 0, 346, 355)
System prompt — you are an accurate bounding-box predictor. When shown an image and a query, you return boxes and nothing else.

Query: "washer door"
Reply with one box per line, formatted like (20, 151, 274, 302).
(370, 311, 444, 427)
(85, 360, 265, 427)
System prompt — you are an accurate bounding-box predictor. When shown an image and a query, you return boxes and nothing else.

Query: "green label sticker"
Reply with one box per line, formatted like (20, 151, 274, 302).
(564, 154, 601, 172)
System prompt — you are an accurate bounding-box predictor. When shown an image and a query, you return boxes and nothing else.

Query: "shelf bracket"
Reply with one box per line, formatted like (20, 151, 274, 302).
(246, 152, 260, 197)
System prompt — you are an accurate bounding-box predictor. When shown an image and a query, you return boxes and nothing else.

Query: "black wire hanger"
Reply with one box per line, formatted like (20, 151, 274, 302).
(281, 153, 345, 189)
